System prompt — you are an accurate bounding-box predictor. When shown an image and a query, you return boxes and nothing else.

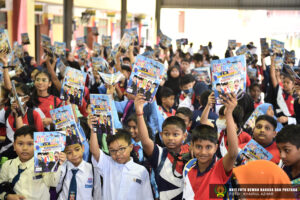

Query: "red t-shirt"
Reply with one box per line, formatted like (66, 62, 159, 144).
(219, 130, 252, 149)
(7, 110, 44, 132)
(265, 141, 280, 164)
(183, 158, 231, 199)
(38, 95, 62, 118)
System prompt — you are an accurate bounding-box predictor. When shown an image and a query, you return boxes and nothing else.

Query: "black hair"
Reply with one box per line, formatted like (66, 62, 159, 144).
(125, 113, 154, 140)
(193, 53, 203, 62)
(122, 57, 131, 63)
(181, 58, 190, 63)
(176, 107, 193, 120)
(162, 116, 186, 133)
(255, 115, 277, 130)
(14, 125, 36, 141)
(282, 73, 295, 83)
(160, 87, 174, 99)
(191, 124, 218, 144)
(249, 82, 261, 91)
(232, 105, 244, 129)
(211, 55, 219, 60)
(106, 129, 132, 147)
(179, 74, 195, 87)
(200, 90, 212, 107)
(121, 64, 131, 73)
(276, 125, 300, 148)
(219, 105, 225, 116)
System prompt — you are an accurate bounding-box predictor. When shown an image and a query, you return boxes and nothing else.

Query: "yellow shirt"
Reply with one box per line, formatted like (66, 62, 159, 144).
(0, 157, 61, 200)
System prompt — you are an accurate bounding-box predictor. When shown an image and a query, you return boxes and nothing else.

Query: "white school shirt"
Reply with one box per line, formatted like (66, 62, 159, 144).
(0, 157, 61, 200)
(56, 160, 101, 200)
(92, 150, 153, 200)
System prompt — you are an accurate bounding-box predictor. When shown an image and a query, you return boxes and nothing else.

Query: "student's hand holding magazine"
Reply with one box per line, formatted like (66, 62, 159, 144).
(88, 113, 101, 162)
(59, 152, 67, 165)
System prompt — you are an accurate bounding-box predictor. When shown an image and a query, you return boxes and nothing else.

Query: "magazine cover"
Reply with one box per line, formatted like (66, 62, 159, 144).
(92, 57, 109, 73)
(124, 27, 138, 45)
(13, 43, 23, 58)
(159, 34, 172, 49)
(284, 49, 295, 64)
(142, 50, 154, 58)
(76, 37, 85, 47)
(21, 33, 30, 45)
(228, 40, 237, 50)
(60, 67, 87, 106)
(102, 35, 112, 47)
(93, 42, 101, 55)
(274, 56, 283, 70)
(119, 32, 133, 52)
(0, 28, 11, 54)
(211, 55, 246, 107)
(34, 131, 66, 173)
(291, 178, 300, 199)
(98, 71, 123, 85)
(243, 107, 265, 130)
(271, 39, 284, 55)
(191, 67, 211, 85)
(77, 47, 88, 60)
(126, 55, 165, 102)
(50, 105, 83, 142)
(260, 38, 270, 56)
(90, 94, 115, 136)
(11, 80, 25, 116)
(56, 59, 67, 75)
(41, 34, 52, 53)
(237, 139, 273, 165)
(54, 42, 66, 56)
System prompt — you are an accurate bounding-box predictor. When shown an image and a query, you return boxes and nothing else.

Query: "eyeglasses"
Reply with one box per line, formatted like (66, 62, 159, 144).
(109, 146, 129, 155)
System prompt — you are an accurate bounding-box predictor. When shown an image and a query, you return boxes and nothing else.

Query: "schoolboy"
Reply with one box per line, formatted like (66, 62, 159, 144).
(276, 124, 300, 181)
(182, 93, 239, 199)
(252, 115, 280, 164)
(135, 94, 189, 200)
(89, 115, 153, 200)
(158, 87, 176, 119)
(56, 134, 101, 200)
(178, 74, 208, 111)
(175, 107, 193, 144)
(0, 126, 61, 200)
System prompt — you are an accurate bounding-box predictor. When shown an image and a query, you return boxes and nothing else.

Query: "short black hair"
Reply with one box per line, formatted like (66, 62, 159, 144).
(219, 105, 225, 116)
(121, 64, 131, 73)
(193, 53, 203, 62)
(249, 82, 261, 91)
(232, 105, 244, 129)
(162, 116, 186, 133)
(160, 87, 174, 99)
(276, 125, 300, 148)
(106, 129, 132, 147)
(122, 57, 131, 63)
(255, 115, 277, 130)
(176, 107, 193, 120)
(14, 125, 36, 141)
(191, 124, 218, 144)
(200, 90, 212, 107)
(181, 58, 190, 63)
(179, 74, 195, 87)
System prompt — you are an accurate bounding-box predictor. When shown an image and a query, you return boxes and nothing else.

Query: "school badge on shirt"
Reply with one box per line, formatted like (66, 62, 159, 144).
(85, 177, 93, 188)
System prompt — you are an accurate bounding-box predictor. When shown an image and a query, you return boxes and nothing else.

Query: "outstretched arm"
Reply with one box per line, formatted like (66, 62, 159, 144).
(88, 115, 100, 162)
(221, 93, 238, 174)
(199, 92, 215, 127)
(135, 94, 154, 157)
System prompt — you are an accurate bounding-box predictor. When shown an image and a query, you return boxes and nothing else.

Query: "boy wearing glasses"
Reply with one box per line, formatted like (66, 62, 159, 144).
(89, 115, 153, 200)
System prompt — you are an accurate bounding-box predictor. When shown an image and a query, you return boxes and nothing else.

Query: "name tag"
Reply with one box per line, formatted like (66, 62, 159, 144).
(85, 184, 93, 188)
(133, 178, 142, 184)
(33, 174, 43, 180)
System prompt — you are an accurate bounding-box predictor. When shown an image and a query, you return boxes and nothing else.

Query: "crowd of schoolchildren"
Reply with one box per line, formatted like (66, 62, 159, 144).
(0, 35, 300, 200)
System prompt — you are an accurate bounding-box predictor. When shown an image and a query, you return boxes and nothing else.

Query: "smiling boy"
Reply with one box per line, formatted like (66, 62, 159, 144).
(89, 115, 153, 200)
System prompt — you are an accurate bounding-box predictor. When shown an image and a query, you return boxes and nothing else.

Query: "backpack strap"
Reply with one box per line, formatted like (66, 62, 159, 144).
(57, 164, 68, 196)
(183, 158, 197, 178)
(155, 148, 168, 175)
(54, 96, 63, 108)
(4, 107, 11, 124)
(92, 165, 94, 197)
